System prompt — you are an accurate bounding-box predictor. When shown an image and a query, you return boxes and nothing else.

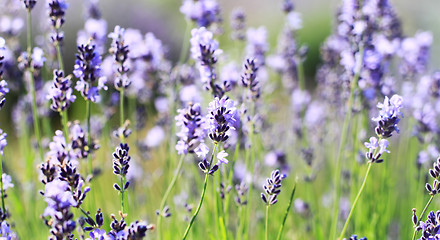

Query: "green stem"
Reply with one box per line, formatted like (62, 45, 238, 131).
(412, 195, 435, 240)
(60, 111, 69, 141)
(330, 46, 365, 239)
(120, 175, 126, 214)
(178, 20, 192, 64)
(338, 162, 373, 240)
(120, 88, 125, 143)
(86, 100, 92, 176)
(157, 154, 186, 240)
(276, 182, 297, 240)
(26, 9, 44, 162)
(181, 143, 218, 240)
(297, 57, 305, 91)
(0, 155, 6, 214)
(265, 205, 270, 240)
(55, 42, 64, 72)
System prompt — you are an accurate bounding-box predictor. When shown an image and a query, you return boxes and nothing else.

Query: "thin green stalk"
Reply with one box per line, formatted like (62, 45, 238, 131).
(330, 46, 365, 239)
(181, 143, 218, 240)
(86, 100, 93, 176)
(120, 175, 126, 214)
(178, 20, 192, 64)
(0, 155, 6, 214)
(26, 9, 44, 161)
(297, 57, 305, 91)
(60, 111, 69, 141)
(120, 88, 125, 143)
(265, 205, 270, 240)
(338, 162, 373, 240)
(412, 194, 435, 240)
(157, 154, 186, 240)
(276, 182, 297, 240)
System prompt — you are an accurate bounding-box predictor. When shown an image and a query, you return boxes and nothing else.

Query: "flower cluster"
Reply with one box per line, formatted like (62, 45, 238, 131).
(414, 210, 440, 240)
(18, 47, 46, 71)
(230, 8, 246, 41)
(261, 169, 285, 206)
(22, 0, 37, 10)
(190, 27, 223, 97)
(108, 26, 130, 90)
(47, 70, 76, 112)
(47, 0, 68, 44)
(424, 157, 440, 196)
(0, 130, 6, 156)
(197, 150, 229, 175)
(74, 43, 107, 102)
(175, 103, 207, 155)
(0, 38, 8, 110)
(180, 0, 221, 28)
(112, 143, 131, 193)
(206, 96, 237, 143)
(241, 58, 260, 100)
(246, 27, 268, 67)
(234, 182, 248, 206)
(43, 179, 77, 239)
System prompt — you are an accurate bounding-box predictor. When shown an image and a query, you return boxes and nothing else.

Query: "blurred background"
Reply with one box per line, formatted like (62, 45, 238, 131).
(20, 0, 440, 80)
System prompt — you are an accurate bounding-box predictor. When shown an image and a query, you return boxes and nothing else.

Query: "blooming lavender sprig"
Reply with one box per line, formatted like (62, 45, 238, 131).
(206, 96, 237, 144)
(74, 43, 107, 103)
(413, 210, 440, 240)
(107, 213, 151, 239)
(112, 143, 131, 213)
(372, 94, 403, 138)
(108, 26, 130, 90)
(180, 0, 221, 28)
(47, 0, 68, 45)
(261, 170, 285, 206)
(175, 103, 207, 155)
(190, 27, 224, 97)
(43, 179, 77, 239)
(235, 182, 248, 206)
(0, 38, 8, 110)
(339, 95, 403, 239)
(241, 58, 260, 100)
(47, 70, 76, 112)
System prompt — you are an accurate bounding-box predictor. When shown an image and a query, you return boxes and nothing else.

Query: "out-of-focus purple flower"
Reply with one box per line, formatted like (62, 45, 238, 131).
(108, 25, 130, 90)
(399, 31, 432, 76)
(246, 27, 268, 67)
(0, 129, 6, 156)
(217, 150, 228, 164)
(77, 18, 108, 53)
(144, 126, 165, 149)
(180, 0, 221, 28)
(1, 174, 13, 191)
(230, 8, 246, 41)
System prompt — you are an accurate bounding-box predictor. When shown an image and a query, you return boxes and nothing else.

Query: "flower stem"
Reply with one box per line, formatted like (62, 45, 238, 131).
(412, 195, 435, 240)
(276, 181, 297, 240)
(330, 46, 365, 239)
(265, 205, 270, 240)
(85, 100, 93, 177)
(181, 143, 218, 240)
(157, 154, 185, 240)
(338, 162, 373, 240)
(0, 155, 6, 214)
(120, 88, 125, 143)
(26, 9, 44, 162)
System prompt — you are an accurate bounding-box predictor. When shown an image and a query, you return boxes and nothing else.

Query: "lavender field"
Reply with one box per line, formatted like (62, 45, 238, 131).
(0, 0, 439, 239)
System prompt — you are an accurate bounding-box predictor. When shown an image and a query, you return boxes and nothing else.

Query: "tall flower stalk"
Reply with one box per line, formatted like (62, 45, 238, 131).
(24, 1, 44, 161)
(338, 94, 403, 239)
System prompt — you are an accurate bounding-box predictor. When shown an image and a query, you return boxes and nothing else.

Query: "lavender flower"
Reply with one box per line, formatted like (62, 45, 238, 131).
(190, 27, 223, 97)
(241, 58, 260, 100)
(364, 137, 389, 163)
(216, 150, 228, 164)
(18, 47, 46, 71)
(246, 27, 268, 67)
(47, 0, 68, 44)
(206, 96, 237, 143)
(175, 103, 207, 155)
(180, 0, 221, 28)
(22, 0, 37, 10)
(345, 235, 367, 240)
(372, 94, 403, 138)
(0, 38, 8, 110)
(112, 143, 131, 192)
(0, 130, 6, 156)
(107, 214, 151, 239)
(414, 210, 440, 240)
(108, 25, 130, 90)
(261, 169, 285, 206)
(47, 70, 76, 112)
(74, 43, 107, 102)
(43, 179, 76, 239)
(235, 182, 248, 206)
(424, 157, 440, 196)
